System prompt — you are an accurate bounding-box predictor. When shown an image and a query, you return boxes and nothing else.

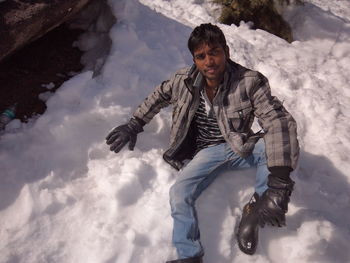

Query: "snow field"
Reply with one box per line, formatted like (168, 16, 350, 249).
(1, 0, 350, 262)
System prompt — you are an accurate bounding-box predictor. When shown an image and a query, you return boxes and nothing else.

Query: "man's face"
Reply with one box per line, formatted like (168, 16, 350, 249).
(193, 42, 228, 83)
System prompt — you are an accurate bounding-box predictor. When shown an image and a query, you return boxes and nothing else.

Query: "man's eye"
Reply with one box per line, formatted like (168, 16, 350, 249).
(195, 54, 205, 60)
(209, 50, 220, 56)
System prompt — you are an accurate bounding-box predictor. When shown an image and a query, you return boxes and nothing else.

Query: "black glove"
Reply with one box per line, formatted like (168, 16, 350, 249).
(258, 167, 294, 227)
(106, 118, 144, 153)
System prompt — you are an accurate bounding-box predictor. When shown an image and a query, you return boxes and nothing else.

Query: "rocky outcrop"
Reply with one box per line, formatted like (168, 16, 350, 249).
(0, 0, 92, 62)
(215, 0, 303, 43)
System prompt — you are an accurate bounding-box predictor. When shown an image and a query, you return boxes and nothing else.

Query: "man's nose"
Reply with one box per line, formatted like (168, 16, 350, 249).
(205, 55, 214, 66)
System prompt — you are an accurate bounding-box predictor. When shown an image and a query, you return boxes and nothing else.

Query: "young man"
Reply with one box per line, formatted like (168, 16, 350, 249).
(106, 23, 299, 263)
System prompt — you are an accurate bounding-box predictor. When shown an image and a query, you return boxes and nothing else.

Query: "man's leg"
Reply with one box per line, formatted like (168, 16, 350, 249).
(169, 143, 228, 259)
(227, 138, 269, 255)
(251, 139, 269, 196)
(226, 138, 269, 195)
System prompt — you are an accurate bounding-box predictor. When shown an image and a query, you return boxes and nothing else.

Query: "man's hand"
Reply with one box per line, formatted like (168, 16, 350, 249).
(258, 167, 294, 227)
(106, 118, 144, 153)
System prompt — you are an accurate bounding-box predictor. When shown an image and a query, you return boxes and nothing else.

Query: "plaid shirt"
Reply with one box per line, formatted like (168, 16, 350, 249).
(133, 60, 299, 170)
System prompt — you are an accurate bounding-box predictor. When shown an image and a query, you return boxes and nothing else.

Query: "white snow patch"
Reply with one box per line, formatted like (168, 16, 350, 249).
(0, 0, 350, 262)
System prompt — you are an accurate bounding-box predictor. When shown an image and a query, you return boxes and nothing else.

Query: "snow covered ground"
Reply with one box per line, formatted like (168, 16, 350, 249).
(1, 0, 350, 262)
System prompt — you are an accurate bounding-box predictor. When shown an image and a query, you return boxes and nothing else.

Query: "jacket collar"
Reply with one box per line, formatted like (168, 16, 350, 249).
(184, 64, 199, 93)
(193, 70, 204, 89)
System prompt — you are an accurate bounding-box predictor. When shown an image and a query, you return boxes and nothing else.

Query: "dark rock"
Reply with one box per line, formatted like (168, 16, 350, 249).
(215, 0, 302, 43)
(0, 0, 92, 62)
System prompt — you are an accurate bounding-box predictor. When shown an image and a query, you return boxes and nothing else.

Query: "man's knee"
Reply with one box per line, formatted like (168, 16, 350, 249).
(254, 139, 267, 164)
(254, 139, 265, 151)
(169, 182, 193, 213)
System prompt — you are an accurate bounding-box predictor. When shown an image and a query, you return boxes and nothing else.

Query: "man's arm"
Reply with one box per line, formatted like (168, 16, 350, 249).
(106, 73, 177, 153)
(250, 73, 299, 170)
(132, 77, 176, 124)
(249, 73, 299, 227)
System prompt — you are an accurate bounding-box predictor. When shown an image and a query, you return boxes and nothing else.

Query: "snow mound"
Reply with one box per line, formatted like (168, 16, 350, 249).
(1, 0, 350, 262)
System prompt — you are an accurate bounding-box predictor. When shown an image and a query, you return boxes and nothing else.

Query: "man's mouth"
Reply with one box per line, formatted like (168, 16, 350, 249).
(205, 67, 217, 74)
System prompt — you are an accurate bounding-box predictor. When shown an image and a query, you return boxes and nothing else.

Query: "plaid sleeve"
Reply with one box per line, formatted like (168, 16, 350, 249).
(132, 76, 176, 124)
(250, 73, 300, 169)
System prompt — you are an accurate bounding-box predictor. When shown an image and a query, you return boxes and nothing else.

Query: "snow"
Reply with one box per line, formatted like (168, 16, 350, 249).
(1, 0, 350, 262)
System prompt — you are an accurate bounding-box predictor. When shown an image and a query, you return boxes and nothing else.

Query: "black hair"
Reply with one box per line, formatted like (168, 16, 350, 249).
(187, 23, 227, 55)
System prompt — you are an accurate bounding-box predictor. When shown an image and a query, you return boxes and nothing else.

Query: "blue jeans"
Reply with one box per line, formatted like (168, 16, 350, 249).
(169, 139, 269, 259)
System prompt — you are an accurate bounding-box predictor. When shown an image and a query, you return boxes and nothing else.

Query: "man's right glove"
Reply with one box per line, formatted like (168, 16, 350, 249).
(106, 118, 144, 153)
(258, 166, 294, 227)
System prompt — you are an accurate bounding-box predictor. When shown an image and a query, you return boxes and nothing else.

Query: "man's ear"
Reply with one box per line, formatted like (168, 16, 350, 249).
(225, 45, 230, 59)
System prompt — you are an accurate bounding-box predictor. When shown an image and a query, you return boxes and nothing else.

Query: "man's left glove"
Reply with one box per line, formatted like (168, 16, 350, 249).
(106, 118, 144, 153)
(258, 167, 294, 227)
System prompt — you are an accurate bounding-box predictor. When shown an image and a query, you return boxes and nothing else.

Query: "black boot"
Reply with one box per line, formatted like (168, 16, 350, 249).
(237, 192, 260, 255)
(166, 256, 203, 263)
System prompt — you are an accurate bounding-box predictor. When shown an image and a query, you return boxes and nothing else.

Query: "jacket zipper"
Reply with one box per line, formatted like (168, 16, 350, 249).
(166, 81, 200, 158)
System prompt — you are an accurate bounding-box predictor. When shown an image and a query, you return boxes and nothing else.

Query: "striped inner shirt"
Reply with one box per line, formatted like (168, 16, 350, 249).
(194, 89, 226, 152)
